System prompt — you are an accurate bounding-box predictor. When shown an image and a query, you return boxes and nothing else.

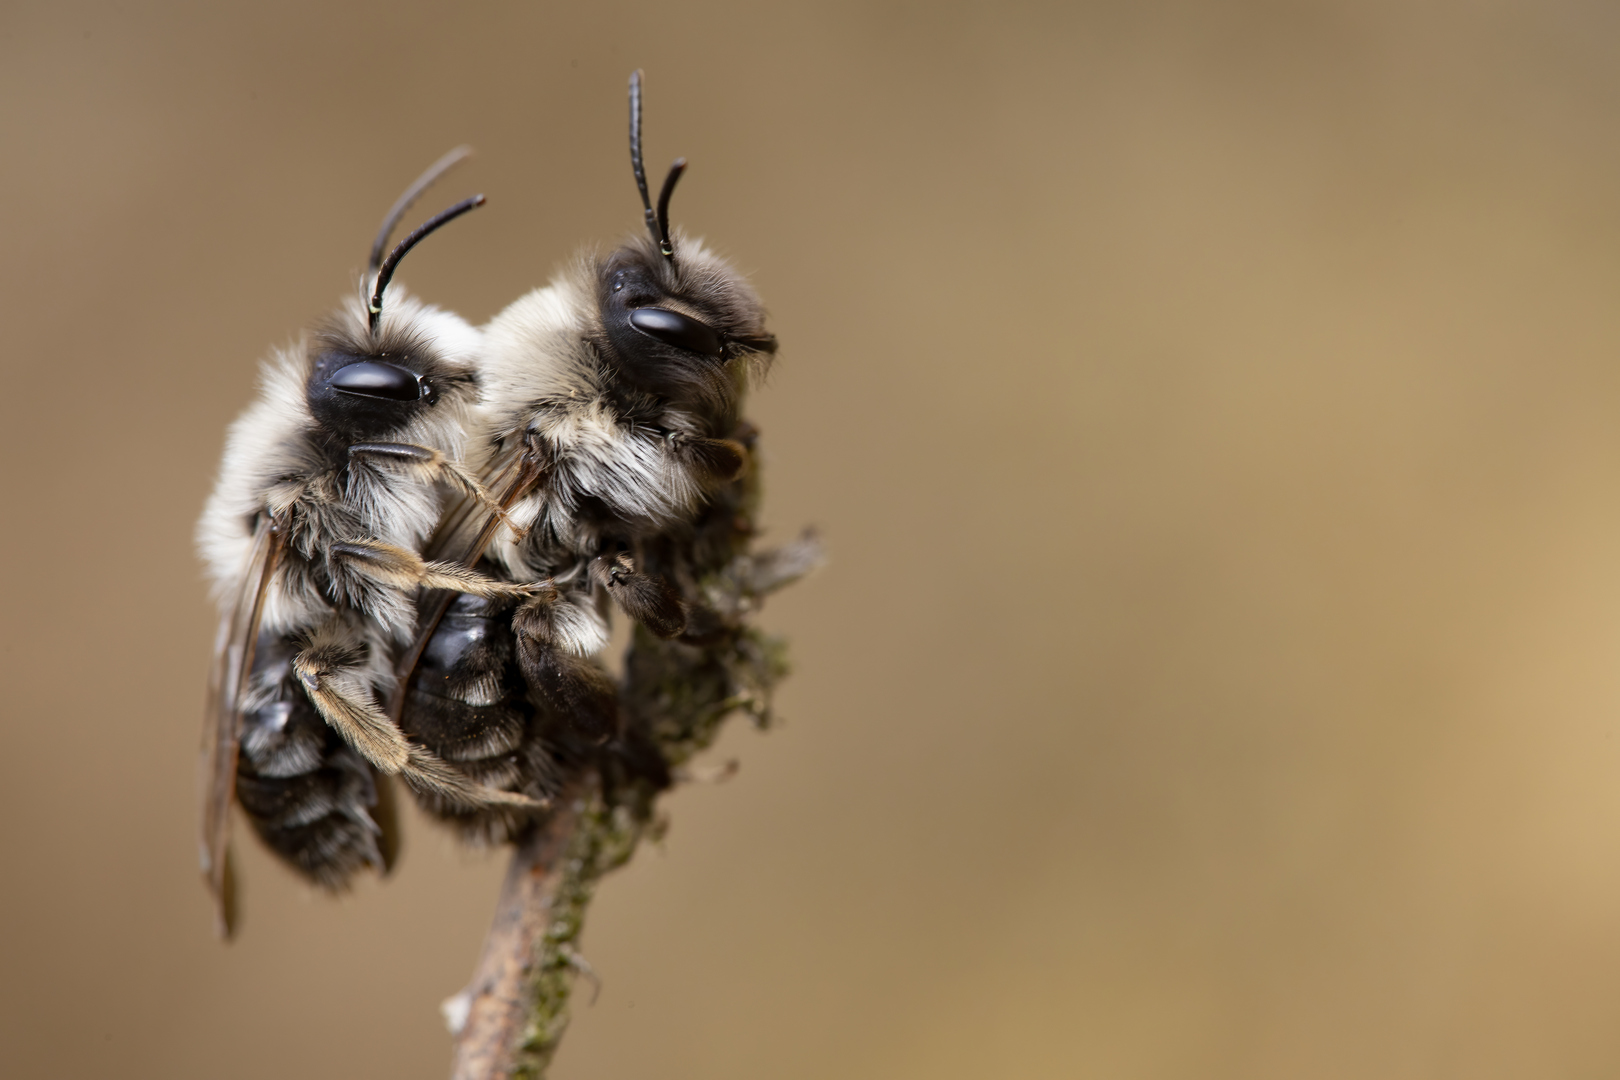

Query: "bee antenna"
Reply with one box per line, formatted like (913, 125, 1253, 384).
(369, 195, 486, 336)
(369, 146, 474, 272)
(655, 159, 685, 259)
(629, 70, 680, 261)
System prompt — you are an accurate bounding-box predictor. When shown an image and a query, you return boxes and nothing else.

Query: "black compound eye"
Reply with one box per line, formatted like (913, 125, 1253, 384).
(628, 307, 723, 358)
(329, 361, 422, 400)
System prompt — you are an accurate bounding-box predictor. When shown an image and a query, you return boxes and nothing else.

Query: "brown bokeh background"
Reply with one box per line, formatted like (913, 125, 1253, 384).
(6, 1, 1620, 1076)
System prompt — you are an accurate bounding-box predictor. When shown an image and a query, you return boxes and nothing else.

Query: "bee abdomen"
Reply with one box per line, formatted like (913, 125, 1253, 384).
(236, 633, 384, 888)
(401, 591, 558, 841)
(402, 684, 528, 761)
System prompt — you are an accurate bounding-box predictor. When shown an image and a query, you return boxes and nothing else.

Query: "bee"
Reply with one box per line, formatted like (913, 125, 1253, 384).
(197, 151, 540, 936)
(391, 71, 780, 841)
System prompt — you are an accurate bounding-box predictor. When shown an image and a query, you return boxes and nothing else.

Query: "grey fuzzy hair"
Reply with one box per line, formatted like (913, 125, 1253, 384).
(475, 234, 770, 581)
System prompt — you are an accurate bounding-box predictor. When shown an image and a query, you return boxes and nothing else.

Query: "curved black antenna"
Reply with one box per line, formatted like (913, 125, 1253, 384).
(368, 194, 486, 335)
(629, 70, 681, 262)
(629, 71, 658, 243)
(655, 159, 685, 259)
(369, 145, 474, 271)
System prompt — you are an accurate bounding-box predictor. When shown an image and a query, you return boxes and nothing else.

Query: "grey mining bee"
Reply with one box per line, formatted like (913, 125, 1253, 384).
(389, 72, 780, 842)
(196, 151, 541, 936)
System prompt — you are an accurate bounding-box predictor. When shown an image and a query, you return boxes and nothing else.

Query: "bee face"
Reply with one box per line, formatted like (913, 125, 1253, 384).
(590, 239, 778, 426)
(305, 347, 438, 441)
(300, 301, 483, 445)
(596, 250, 729, 409)
(607, 265, 723, 359)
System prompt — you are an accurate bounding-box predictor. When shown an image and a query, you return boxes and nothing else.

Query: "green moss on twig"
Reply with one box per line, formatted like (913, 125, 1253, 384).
(509, 794, 643, 1078)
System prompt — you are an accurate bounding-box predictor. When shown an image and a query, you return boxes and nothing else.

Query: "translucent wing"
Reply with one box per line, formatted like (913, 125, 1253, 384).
(199, 517, 283, 939)
(422, 441, 532, 564)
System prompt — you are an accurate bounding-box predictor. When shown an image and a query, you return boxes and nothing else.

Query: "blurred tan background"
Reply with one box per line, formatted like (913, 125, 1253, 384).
(6, 0, 1620, 1076)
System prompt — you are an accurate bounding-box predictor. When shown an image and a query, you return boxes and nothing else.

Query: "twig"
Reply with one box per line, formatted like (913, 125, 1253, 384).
(443, 780, 581, 1077)
(445, 775, 628, 1078)
(443, 514, 825, 1078)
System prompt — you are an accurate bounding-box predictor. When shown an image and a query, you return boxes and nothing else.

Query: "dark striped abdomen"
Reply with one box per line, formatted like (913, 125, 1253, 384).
(236, 632, 385, 888)
(400, 591, 557, 842)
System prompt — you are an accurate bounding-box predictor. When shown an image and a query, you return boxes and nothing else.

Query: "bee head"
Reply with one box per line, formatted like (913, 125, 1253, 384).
(306, 162, 485, 441)
(597, 72, 778, 424)
(303, 288, 479, 449)
(304, 321, 460, 441)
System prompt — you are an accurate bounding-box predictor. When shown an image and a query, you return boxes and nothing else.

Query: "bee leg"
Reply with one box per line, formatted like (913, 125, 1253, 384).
(347, 443, 521, 536)
(397, 743, 551, 813)
(589, 553, 686, 638)
(329, 539, 536, 598)
(292, 623, 543, 812)
(290, 629, 412, 772)
(512, 591, 620, 744)
(668, 434, 749, 484)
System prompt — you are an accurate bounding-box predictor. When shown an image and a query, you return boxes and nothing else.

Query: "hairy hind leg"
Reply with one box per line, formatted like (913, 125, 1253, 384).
(292, 619, 543, 811)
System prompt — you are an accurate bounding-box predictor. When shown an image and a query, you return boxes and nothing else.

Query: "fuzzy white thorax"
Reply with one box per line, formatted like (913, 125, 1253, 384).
(476, 261, 707, 579)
